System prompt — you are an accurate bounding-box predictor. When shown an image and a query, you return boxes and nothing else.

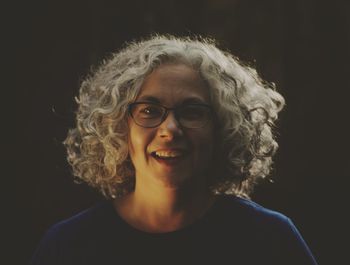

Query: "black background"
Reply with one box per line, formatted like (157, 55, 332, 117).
(8, 1, 349, 264)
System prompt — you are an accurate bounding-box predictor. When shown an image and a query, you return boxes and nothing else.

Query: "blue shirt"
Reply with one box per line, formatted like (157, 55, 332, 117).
(30, 195, 318, 265)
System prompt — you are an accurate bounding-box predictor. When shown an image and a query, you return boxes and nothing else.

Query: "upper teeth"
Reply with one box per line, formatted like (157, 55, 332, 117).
(155, 151, 183, 158)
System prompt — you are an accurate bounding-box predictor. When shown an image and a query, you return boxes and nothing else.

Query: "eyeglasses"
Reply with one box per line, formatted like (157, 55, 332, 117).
(128, 102, 214, 129)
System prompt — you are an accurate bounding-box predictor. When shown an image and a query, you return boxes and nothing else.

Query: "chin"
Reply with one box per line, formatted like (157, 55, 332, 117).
(155, 171, 206, 189)
(155, 174, 188, 188)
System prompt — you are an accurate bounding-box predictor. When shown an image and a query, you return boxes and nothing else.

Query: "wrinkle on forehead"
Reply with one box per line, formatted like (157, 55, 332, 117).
(137, 64, 211, 106)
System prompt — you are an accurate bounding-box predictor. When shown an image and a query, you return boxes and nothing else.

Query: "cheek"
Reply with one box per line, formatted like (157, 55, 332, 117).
(128, 126, 143, 163)
(193, 130, 215, 161)
(128, 125, 154, 161)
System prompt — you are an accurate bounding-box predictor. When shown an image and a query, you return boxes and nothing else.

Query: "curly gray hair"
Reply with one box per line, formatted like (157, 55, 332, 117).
(64, 34, 285, 199)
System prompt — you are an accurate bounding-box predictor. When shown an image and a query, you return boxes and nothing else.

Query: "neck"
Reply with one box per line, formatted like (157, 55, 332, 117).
(113, 175, 215, 233)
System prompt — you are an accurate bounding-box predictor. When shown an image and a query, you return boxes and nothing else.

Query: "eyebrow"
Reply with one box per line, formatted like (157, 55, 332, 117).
(181, 98, 207, 105)
(136, 95, 208, 105)
(136, 95, 161, 103)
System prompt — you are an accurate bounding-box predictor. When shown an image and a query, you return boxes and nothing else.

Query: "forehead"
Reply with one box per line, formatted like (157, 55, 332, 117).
(136, 64, 210, 105)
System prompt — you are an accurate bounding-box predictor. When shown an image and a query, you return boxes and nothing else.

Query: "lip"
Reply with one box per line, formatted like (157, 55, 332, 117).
(151, 148, 189, 156)
(149, 148, 189, 166)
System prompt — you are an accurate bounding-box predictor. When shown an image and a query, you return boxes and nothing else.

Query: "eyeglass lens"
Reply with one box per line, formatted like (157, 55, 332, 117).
(129, 103, 212, 128)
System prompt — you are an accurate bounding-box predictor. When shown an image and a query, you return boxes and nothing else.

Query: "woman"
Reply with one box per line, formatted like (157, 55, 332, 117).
(31, 35, 318, 265)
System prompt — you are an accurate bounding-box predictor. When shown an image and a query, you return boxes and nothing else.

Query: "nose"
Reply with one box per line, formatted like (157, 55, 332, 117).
(158, 111, 184, 139)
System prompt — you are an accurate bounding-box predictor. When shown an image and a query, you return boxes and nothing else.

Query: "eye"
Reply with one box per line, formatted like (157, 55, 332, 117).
(179, 105, 209, 120)
(134, 104, 163, 119)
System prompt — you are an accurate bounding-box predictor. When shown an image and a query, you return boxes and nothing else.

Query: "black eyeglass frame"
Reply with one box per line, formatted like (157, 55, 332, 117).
(128, 101, 214, 129)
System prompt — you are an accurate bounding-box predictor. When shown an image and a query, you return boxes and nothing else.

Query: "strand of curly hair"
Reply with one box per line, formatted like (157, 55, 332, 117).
(64, 34, 285, 199)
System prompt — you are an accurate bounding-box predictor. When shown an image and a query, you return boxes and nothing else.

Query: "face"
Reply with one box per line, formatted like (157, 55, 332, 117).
(128, 64, 215, 188)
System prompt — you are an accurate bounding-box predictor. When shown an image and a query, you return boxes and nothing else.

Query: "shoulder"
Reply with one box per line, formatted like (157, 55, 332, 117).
(213, 195, 318, 265)
(30, 201, 116, 265)
(216, 195, 291, 225)
(47, 201, 115, 237)
(213, 195, 302, 243)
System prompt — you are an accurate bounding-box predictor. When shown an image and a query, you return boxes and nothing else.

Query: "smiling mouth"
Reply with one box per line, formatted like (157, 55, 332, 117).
(151, 150, 187, 160)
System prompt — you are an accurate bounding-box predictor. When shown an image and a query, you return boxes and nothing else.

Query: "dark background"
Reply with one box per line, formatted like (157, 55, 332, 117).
(9, 0, 349, 264)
